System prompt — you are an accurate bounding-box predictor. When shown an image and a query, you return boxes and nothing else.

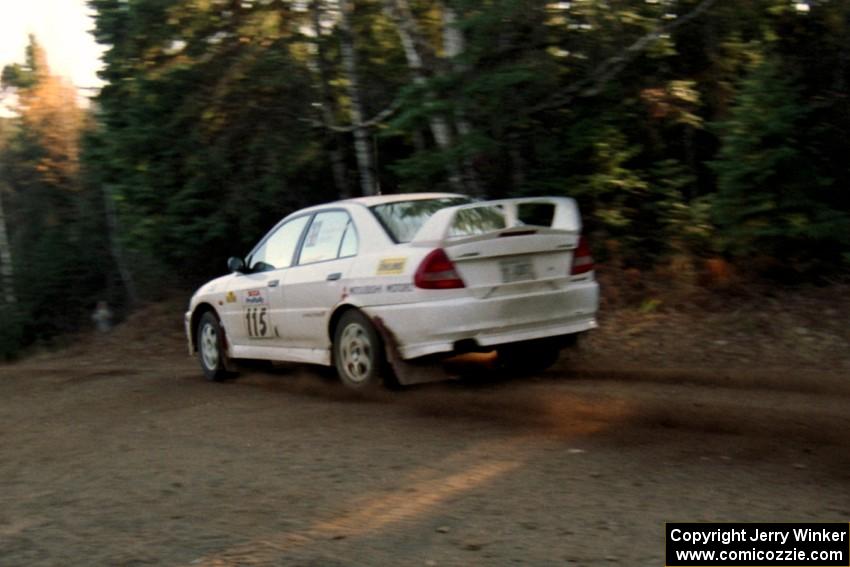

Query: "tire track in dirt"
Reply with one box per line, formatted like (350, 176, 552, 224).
(229, 362, 850, 443)
(180, 435, 542, 566)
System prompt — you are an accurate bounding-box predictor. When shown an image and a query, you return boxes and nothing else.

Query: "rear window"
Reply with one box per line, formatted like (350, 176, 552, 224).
(370, 197, 471, 243)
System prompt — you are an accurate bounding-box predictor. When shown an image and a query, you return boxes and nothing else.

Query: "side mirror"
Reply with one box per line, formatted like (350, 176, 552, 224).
(227, 256, 245, 273)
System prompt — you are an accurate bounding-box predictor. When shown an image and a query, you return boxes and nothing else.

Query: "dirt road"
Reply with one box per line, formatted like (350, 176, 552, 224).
(1, 305, 849, 566)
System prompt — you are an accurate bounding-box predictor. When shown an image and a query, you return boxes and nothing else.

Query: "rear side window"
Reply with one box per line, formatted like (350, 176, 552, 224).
(299, 210, 356, 265)
(371, 197, 471, 243)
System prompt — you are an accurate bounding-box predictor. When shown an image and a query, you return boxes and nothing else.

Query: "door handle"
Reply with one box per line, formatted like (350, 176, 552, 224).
(268, 279, 279, 287)
(326, 272, 342, 281)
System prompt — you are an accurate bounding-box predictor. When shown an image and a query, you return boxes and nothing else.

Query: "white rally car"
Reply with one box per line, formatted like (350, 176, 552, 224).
(185, 193, 599, 388)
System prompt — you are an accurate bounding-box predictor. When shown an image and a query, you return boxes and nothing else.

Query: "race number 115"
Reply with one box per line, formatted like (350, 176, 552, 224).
(245, 307, 268, 338)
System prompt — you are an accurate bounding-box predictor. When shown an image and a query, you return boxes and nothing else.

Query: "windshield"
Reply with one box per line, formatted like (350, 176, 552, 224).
(370, 197, 471, 243)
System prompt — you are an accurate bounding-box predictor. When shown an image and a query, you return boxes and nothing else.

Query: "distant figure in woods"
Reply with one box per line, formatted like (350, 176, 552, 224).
(92, 300, 113, 333)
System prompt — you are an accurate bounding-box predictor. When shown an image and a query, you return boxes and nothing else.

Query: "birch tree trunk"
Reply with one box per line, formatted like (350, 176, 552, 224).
(385, 0, 453, 149)
(384, 0, 463, 190)
(0, 185, 15, 305)
(338, 0, 378, 196)
(310, 0, 351, 199)
(442, 3, 484, 196)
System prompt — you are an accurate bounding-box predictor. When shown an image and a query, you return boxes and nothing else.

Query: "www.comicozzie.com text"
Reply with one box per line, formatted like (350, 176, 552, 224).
(670, 527, 848, 546)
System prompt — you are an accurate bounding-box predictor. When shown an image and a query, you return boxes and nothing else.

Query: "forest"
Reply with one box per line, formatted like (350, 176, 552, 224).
(0, 0, 848, 358)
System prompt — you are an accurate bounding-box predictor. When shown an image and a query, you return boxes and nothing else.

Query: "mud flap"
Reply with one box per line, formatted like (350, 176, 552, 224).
(219, 326, 238, 373)
(372, 316, 456, 386)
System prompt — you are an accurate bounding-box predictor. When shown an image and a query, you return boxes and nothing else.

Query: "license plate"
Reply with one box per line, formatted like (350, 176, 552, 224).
(499, 257, 535, 283)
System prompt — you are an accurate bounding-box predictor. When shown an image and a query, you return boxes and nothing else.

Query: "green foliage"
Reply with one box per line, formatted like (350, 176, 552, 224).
(88, 0, 333, 273)
(710, 56, 850, 270)
(1, 64, 35, 91)
(0, 34, 42, 90)
(83, 0, 848, 279)
(555, 116, 704, 267)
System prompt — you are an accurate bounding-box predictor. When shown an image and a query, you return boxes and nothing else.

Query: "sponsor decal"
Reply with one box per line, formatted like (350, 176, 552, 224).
(225, 291, 236, 303)
(377, 257, 407, 275)
(349, 285, 382, 295)
(244, 289, 266, 305)
(386, 283, 413, 293)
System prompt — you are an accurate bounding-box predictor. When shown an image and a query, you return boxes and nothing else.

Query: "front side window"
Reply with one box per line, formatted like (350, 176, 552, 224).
(249, 215, 310, 272)
(370, 197, 471, 243)
(299, 210, 357, 265)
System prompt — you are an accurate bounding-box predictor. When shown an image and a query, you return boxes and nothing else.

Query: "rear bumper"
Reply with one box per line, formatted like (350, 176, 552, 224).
(365, 280, 599, 359)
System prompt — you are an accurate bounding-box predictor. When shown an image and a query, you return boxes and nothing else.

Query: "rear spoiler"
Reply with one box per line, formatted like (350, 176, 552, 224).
(411, 197, 581, 246)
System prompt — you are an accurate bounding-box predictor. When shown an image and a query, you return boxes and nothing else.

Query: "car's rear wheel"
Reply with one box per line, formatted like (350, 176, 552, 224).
(497, 338, 562, 375)
(197, 311, 230, 381)
(333, 310, 387, 390)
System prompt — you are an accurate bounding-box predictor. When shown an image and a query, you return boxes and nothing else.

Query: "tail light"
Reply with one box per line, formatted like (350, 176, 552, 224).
(414, 248, 465, 289)
(570, 236, 594, 275)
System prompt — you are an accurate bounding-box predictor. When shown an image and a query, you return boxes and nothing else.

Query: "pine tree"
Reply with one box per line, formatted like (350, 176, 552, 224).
(0, 37, 110, 355)
(710, 55, 849, 272)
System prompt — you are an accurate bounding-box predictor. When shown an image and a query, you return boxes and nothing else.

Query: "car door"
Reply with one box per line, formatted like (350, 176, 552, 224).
(221, 215, 311, 348)
(279, 209, 359, 349)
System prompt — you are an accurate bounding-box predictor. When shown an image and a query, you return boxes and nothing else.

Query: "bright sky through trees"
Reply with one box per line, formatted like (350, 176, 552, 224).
(0, 0, 103, 89)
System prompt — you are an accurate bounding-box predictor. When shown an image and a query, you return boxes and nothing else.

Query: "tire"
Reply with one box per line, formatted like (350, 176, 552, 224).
(196, 311, 230, 381)
(333, 310, 387, 390)
(497, 338, 562, 375)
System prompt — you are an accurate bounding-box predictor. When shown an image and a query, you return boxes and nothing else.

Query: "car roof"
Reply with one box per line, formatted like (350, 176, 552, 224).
(341, 192, 467, 207)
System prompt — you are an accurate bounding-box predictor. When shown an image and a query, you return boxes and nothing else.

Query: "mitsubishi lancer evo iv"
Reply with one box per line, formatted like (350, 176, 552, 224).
(185, 193, 599, 389)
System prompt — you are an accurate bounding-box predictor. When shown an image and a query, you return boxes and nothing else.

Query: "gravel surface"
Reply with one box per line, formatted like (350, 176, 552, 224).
(1, 295, 848, 566)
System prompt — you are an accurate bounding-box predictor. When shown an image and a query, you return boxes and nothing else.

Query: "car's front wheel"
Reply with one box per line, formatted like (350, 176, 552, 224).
(333, 310, 387, 390)
(197, 311, 230, 381)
